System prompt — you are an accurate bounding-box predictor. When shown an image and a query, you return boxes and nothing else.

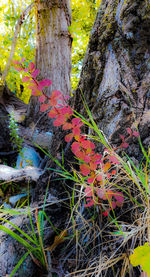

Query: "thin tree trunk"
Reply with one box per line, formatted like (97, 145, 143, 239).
(26, 0, 72, 127)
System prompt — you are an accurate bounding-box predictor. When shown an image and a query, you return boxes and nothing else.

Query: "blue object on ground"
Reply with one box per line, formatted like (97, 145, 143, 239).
(16, 146, 41, 169)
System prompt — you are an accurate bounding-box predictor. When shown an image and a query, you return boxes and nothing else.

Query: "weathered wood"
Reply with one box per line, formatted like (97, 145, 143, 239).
(0, 165, 43, 181)
(26, 0, 72, 126)
(74, 0, 150, 159)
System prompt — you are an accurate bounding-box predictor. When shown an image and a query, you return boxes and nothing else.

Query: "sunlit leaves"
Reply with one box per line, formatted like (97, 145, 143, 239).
(22, 76, 30, 82)
(39, 79, 52, 87)
(0, 0, 35, 103)
(40, 104, 49, 112)
(31, 69, 39, 78)
(71, 0, 101, 90)
(130, 243, 150, 276)
(80, 163, 91, 176)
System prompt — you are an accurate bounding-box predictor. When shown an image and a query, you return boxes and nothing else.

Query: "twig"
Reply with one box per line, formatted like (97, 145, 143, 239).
(1, 2, 35, 83)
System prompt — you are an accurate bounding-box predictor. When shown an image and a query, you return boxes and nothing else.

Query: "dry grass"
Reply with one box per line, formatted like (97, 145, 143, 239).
(55, 157, 150, 277)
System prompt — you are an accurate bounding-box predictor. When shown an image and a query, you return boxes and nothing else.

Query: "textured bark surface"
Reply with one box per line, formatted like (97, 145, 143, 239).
(75, 0, 150, 159)
(26, 0, 72, 128)
(0, 214, 37, 277)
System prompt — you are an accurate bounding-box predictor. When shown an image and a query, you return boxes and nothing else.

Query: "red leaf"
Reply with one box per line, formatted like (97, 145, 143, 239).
(85, 187, 93, 197)
(62, 122, 72, 130)
(83, 155, 91, 163)
(74, 150, 85, 160)
(29, 62, 35, 72)
(119, 134, 125, 141)
(71, 142, 80, 153)
(51, 90, 61, 97)
(39, 95, 46, 103)
(102, 190, 113, 200)
(103, 209, 110, 216)
(96, 174, 103, 181)
(61, 106, 73, 116)
(111, 170, 116, 175)
(107, 173, 111, 179)
(93, 154, 102, 161)
(31, 90, 42, 96)
(114, 192, 124, 203)
(64, 95, 70, 100)
(53, 115, 66, 126)
(121, 142, 129, 148)
(81, 140, 95, 150)
(109, 156, 120, 164)
(71, 118, 82, 125)
(72, 126, 81, 136)
(22, 76, 30, 82)
(87, 177, 95, 184)
(111, 201, 117, 209)
(39, 79, 52, 87)
(81, 140, 91, 149)
(48, 109, 58, 118)
(96, 188, 105, 198)
(84, 199, 95, 207)
(133, 131, 139, 137)
(80, 164, 90, 176)
(49, 98, 58, 107)
(126, 127, 132, 135)
(89, 161, 97, 171)
(31, 69, 39, 78)
(14, 66, 23, 72)
(65, 133, 74, 142)
(13, 60, 20, 65)
(40, 104, 49, 112)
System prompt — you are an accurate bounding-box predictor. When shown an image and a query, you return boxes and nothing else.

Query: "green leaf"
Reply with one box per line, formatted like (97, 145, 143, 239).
(130, 243, 150, 276)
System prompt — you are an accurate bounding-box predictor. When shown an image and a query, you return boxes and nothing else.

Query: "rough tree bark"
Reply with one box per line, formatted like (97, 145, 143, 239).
(74, 0, 150, 160)
(26, 0, 72, 128)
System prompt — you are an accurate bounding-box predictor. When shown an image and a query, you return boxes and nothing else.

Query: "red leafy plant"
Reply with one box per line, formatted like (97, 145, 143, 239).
(13, 59, 139, 216)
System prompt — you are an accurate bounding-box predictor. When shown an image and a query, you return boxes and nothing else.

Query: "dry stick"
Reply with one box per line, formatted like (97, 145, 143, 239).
(1, 2, 35, 83)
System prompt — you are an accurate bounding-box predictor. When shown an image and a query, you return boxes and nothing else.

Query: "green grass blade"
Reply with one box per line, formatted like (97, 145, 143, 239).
(9, 251, 30, 277)
(0, 208, 28, 215)
(0, 217, 38, 246)
(41, 211, 59, 234)
(0, 225, 35, 251)
(27, 183, 38, 245)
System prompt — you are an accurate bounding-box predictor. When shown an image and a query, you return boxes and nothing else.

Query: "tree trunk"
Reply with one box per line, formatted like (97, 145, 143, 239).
(0, 2, 72, 276)
(74, 0, 150, 159)
(26, 0, 72, 128)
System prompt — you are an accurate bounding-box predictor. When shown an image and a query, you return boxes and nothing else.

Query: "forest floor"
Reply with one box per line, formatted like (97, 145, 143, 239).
(0, 130, 148, 277)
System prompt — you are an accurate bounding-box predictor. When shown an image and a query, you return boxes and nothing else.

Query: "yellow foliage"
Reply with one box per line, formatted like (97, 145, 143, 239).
(130, 243, 150, 276)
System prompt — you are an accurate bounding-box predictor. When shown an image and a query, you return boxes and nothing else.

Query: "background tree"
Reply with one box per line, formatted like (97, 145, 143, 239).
(26, 0, 72, 126)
